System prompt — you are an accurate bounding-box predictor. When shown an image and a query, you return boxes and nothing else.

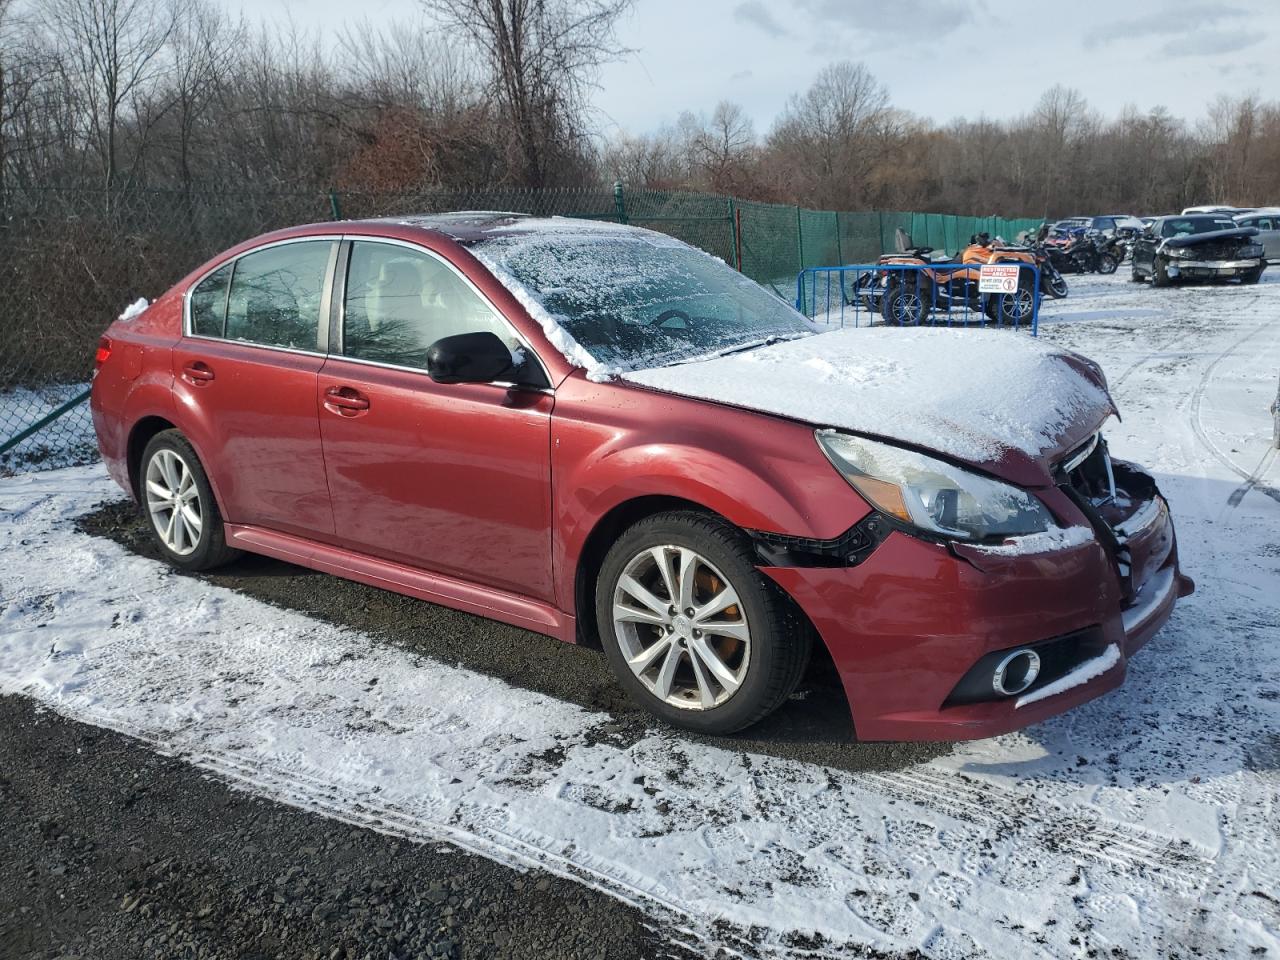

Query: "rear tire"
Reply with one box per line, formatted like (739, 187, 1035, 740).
(984, 278, 1036, 327)
(1098, 253, 1118, 275)
(595, 511, 811, 735)
(139, 430, 240, 571)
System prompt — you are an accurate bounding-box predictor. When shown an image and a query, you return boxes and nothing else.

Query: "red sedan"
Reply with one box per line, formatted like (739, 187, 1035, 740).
(90, 213, 1192, 740)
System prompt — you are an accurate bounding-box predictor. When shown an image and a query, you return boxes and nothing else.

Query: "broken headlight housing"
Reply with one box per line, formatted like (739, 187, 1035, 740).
(817, 430, 1054, 541)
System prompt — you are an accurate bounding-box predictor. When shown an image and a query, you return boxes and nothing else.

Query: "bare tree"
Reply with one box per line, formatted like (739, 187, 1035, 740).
(767, 61, 892, 209)
(41, 0, 176, 189)
(421, 0, 634, 186)
(163, 0, 242, 193)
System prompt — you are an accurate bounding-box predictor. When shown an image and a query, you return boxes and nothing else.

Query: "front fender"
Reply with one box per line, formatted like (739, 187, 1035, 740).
(549, 375, 871, 614)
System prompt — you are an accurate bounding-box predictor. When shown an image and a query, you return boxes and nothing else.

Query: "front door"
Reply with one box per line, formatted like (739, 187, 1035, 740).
(316, 239, 555, 603)
(172, 238, 338, 537)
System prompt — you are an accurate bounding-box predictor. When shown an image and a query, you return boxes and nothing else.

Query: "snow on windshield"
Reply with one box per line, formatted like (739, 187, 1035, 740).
(468, 219, 812, 380)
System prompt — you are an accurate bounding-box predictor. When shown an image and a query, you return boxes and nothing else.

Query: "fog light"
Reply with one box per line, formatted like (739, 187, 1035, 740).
(993, 649, 1041, 696)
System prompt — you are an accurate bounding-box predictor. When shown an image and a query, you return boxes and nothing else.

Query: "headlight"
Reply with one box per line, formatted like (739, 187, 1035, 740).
(817, 431, 1055, 541)
(1167, 246, 1195, 259)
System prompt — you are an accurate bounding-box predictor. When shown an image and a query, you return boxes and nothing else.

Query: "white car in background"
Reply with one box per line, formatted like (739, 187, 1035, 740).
(1234, 209, 1280, 262)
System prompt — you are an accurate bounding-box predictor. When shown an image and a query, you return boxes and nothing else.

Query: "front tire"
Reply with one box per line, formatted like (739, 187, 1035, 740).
(881, 280, 931, 326)
(595, 511, 810, 734)
(1152, 256, 1173, 288)
(140, 430, 240, 571)
(1098, 253, 1118, 275)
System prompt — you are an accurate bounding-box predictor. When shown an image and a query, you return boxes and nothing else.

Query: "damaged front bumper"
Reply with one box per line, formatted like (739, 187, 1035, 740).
(1167, 257, 1263, 278)
(759, 437, 1192, 742)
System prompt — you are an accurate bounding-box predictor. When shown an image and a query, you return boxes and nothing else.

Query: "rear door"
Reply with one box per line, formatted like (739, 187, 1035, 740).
(171, 238, 338, 537)
(316, 238, 556, 602)
(1256, 217, 1280, 260)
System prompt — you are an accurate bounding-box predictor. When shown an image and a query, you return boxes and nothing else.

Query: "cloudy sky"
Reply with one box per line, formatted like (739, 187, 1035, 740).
(232, 0, 1279, 135)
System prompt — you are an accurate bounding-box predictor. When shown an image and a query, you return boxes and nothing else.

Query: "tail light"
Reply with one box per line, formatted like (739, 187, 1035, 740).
(95, 336, 113, 369)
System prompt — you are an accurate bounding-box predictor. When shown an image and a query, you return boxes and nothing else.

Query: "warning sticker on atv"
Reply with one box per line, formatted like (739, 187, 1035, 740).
(978, 264, 1021, 293)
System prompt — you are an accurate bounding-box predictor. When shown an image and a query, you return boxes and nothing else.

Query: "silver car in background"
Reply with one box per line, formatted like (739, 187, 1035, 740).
(1234, 210, 1280, 262)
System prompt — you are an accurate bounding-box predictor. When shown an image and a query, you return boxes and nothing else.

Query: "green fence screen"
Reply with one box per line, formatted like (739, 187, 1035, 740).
(0, 183, 1044, 472)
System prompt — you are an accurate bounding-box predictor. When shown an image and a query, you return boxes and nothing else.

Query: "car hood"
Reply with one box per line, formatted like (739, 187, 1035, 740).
(623, 328, 1117, 486)
(1161, 226, 1259, 249)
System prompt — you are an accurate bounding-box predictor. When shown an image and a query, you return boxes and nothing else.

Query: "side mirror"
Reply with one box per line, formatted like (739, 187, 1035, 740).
(426, 331, 515, 385)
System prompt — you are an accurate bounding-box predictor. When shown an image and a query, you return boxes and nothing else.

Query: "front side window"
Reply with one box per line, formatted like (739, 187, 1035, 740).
(342, 241, 511, 370)
(224, 241, 332, 351)
(190, 263, 231, 337)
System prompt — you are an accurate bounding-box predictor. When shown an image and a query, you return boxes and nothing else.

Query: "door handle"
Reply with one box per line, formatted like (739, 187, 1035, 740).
(323, 386, 370, 416)
(182, 361, 215, 384)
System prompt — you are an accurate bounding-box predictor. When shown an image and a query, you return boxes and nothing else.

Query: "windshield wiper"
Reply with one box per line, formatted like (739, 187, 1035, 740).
(662, 335, 801, 368)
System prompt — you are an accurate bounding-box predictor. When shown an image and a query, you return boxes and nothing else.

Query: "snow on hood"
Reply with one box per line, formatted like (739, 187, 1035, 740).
(625, 327, 1116, 467)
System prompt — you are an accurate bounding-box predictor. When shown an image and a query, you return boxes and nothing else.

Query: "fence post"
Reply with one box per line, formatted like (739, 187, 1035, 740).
(613, 180, 628, 225)
(328, 189, 342, 220)
(0, 389, 91, 458)
(796, 205, 804, 273)
(731, 199, 743, 272)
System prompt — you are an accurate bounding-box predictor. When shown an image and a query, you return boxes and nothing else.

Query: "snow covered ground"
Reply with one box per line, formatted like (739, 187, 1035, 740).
(0, 382, 95, 474)
(1, 273, 1278, 958)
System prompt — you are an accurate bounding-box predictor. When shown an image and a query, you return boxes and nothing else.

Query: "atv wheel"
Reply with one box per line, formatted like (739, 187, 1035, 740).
(1044, 271, 1069, 298)
(984, 279, 1036, 327)
(881, 281, 931, 326)
(1098, 254, 1118, 275)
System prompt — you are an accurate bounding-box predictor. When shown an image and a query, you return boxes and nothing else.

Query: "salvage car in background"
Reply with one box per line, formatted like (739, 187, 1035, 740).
(1130, 215, 1266, 286)
(1234, 210, 1280, 262)
(91, 214, 1192, 741)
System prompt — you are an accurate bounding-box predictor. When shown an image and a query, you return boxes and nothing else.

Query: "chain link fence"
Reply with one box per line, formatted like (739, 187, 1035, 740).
(0, 183, 1041, 474)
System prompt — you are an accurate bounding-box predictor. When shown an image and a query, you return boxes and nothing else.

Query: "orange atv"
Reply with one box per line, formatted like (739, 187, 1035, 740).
(853, 230, 1043, 326)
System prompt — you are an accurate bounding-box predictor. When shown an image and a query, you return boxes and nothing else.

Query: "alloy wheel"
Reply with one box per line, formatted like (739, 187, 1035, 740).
(144, 448, 203, 556)
(611, 546, 751, 710)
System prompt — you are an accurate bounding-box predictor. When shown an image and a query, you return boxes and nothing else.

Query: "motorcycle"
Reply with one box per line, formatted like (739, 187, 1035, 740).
(1044, 229, 1118, 275)
(1092, 232, 1125, 273)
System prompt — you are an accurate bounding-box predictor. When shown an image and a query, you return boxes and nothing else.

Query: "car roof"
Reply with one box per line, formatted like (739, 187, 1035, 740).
(354, 211, 648, 245)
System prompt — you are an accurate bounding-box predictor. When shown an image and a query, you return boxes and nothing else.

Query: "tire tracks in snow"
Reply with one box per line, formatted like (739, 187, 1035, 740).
(1186, 311, 1280, 507)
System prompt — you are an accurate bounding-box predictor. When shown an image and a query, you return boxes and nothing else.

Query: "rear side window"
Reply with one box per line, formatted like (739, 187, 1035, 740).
(190, 264, 231, 337)
(225, 241, 333, 351)
(341, 241, 509, 369)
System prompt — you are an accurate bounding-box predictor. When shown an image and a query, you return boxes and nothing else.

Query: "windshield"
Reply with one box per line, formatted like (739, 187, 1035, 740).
(1161, 217, 1237, 237)
(468, 222, 813, 372)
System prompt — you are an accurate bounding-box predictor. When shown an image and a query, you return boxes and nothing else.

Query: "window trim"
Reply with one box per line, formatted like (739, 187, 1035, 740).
(183, 235, 342, 357)
(331, 235, 552, 391)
